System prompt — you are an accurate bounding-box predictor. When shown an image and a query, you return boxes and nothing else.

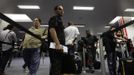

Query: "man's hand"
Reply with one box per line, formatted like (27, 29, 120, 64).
(55, 44, 63, 52)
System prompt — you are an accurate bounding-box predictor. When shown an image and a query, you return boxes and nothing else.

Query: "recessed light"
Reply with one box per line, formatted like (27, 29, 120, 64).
(131, 17, 134, 20)
(75, 25, 85, 27)
(109, 16, 121, 24)
(4, 13, 32, 22)
(18, 5, 40, 9)
(109, 16, 134, 24)
(73, 6, 94, 11)
(124, 8, 134, 12)
(40, 25, 48, 27)
(104, 25, 111, 28)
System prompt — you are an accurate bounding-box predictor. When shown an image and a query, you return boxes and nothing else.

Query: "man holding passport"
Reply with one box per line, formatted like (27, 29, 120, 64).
(48, 5, 67, 75)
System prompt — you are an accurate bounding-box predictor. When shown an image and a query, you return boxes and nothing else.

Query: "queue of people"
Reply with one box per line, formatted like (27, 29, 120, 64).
(0, 4, 134, 75)
(102, 26, 134, 75)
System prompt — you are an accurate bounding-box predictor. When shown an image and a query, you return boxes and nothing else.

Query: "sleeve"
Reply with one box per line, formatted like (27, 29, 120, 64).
(49, 17, 57, 28)
(75, 27, 80, 37)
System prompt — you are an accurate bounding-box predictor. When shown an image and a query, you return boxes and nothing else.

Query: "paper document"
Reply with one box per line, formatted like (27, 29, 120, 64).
(49, 42, 68, 53)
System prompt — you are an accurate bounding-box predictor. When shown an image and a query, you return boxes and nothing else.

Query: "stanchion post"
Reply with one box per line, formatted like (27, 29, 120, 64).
(99, 35, 106, 75)
(82, 47, 86, 73)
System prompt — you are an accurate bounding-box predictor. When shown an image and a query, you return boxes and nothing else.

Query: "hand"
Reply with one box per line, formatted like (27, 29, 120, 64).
(55, 44, 63, 52)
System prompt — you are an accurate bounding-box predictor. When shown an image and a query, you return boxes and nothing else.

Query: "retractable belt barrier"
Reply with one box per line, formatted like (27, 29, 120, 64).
(1, 12, 134, 75)
(99, 20, 134, 75)
(0, 12, 42, 42)
(103, 20, 134, 35)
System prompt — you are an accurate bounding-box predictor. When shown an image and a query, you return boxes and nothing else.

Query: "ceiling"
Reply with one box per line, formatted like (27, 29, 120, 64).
(0, 0, 134, 36)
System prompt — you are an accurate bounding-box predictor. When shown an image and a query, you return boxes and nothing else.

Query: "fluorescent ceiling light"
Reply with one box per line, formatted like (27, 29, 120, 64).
(18, 5, 40, 9)
(73, 6, 94, 11)
(104, 25, 111, 28)
(124, 8, 134, 12)
(109, 16, 121, 24)
(97, 32, 102, 35)
(110, 16, 134, 24)
(75, 25, 85, 27)
(4, 13, 32, 22)
(40, 25, 48, 27)
(131, 17, 134, 20)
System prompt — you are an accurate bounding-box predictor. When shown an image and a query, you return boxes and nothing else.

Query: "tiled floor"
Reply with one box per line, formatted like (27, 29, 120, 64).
(4, 57, 108, 75)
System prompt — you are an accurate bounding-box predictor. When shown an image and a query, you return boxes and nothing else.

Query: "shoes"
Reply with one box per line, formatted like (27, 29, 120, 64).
(22, 65, 29, 73)
(23, 67, 29, 73)
(7, 64, 10, 68)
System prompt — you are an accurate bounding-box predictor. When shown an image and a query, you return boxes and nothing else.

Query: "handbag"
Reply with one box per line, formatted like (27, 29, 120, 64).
(40, 39, 48, 52)
(40, 28, 48, 53)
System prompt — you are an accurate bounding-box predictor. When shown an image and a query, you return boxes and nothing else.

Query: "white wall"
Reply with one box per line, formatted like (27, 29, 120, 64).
(126, 25, 134, 45)
(0, 19, 9, 32)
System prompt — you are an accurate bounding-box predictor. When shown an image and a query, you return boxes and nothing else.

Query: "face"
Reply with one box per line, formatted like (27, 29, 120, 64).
(116, 31, 122, 36)
(33, 18, 40, 28)
(55, 5, 64, 16)
(86, 30, 91, 36)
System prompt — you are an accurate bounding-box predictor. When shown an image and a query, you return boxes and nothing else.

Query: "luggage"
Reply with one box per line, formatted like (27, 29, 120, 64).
(74, 52, 82, 74)
(120, 58, 134, 75)
(94, 60, 101, 69)
(119, 42, 134, 75)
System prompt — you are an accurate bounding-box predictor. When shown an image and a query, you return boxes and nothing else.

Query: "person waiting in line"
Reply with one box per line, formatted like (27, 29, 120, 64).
(0, 25, 17, 75)
(115, 30, 127, 75)
(48, 5, 70, 75)
(22, 18, 44, 75)
(102, 26, 117, 75)
(64, 21, 80, 74)
(127, 39, 134, 57)
(83, 30, 98, 73)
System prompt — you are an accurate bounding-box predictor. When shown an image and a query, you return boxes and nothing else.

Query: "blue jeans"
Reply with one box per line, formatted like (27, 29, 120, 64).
(106, 51, 116, 75)
(23, 48, 40, 75)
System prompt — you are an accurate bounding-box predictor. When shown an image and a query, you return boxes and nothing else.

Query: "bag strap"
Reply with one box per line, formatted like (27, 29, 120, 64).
(43, 29, 47, 36)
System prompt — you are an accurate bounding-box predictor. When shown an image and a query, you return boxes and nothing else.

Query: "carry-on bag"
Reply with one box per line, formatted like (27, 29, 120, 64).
(120, 58, 134, 75)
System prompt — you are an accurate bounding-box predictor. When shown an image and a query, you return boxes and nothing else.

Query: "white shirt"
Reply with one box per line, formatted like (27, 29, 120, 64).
(64, 25, 80, 45)
(0, 29, 17, 51)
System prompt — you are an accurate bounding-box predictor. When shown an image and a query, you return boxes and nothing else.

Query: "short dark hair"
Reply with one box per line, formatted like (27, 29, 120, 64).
(54, 5, 62, 11)
(68, 21, 73, 26)
(37, 17, 41, 23)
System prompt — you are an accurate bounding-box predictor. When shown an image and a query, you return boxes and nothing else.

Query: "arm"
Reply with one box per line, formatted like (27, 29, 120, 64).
(115, 34, 127, 42)
(72, 27, 80, 45)
(49, 28, 63, 51)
